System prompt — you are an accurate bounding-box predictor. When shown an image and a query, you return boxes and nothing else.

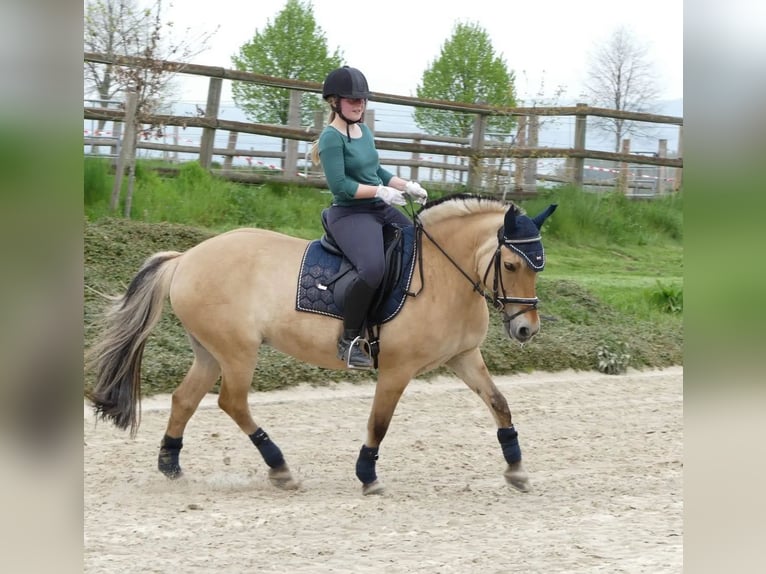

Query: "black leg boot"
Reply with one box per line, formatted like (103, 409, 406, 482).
(337, 279, 376, 369)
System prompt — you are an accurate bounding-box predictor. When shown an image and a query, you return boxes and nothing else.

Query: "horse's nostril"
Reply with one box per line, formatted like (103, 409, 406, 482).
(518, 326, 529, 340)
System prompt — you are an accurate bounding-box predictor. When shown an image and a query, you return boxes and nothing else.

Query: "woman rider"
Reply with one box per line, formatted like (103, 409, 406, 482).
(311, 66, 428, 369)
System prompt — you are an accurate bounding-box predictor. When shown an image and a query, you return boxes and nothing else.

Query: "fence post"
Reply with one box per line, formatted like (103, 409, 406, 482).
(411, 137, 421, 182)
(110, 89, 137, 212)
(223, 131, 238, 170)
(313, 110, 324, 131)
(524, 115, 539, 193)
(364, 108, 375, 134)
(514, 116, 527, 192)
(657, 139, 668, 194)
(110, 120, 122, 162)
(674, 126, 683, 190)
(172, 125, 179, 163)
(572, 103, 587, 188)
(618, 138, 631, 194)
(468, 113, 487, 190)
(199, 77, 223, 168)
(285, 90, 301, 177)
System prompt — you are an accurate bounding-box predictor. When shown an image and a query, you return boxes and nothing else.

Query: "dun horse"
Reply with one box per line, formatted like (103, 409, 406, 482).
(88, 194, 556, 495)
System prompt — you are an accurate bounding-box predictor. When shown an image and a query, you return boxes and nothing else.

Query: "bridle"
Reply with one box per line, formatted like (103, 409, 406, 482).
(481, 229, 540, 319)
(410, 214, 539, 321)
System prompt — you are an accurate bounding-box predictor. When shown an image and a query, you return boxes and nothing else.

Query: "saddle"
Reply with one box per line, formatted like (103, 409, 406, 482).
(318, 209, 405, 318)
(295, 209, 419, 366)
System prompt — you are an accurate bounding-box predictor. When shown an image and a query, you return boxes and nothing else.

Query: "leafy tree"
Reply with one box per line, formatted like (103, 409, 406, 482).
(584, 26, 661, 151)
(414, 22, 517, 139)
(231, 0, 343, 127)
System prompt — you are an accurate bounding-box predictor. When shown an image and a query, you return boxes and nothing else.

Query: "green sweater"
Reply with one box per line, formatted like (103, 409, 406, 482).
(318, 123, 394, 206)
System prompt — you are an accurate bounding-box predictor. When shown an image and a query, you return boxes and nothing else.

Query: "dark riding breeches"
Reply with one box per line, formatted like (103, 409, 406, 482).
(324, 202, 412, 289)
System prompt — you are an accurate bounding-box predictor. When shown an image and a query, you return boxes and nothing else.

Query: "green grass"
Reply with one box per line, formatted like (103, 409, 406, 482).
(84, 157, 331, 237)
(515, 186, 682, 330)
(84, 160, 683, 394)
(543, 241, 683, 318)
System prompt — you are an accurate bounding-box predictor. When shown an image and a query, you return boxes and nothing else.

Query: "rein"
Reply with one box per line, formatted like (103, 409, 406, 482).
(405, 201, 539, 319)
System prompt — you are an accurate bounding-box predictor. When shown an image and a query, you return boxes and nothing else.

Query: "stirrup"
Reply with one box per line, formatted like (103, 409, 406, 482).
(340, 335, 373, 370)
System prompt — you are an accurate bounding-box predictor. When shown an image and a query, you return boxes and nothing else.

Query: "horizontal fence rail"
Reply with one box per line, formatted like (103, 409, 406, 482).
(84, 52, 683, 195)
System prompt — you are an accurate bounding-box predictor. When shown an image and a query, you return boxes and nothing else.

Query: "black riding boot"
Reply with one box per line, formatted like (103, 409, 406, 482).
(337, 279, 376, 369)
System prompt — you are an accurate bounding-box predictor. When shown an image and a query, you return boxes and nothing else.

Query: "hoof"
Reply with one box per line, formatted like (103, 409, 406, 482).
(268, 465, 300, 490)
(158, 453, 183, 479)
(504, 463, 531, 493)
(160, 468, 184, 480)
(362, 480, 385, 496)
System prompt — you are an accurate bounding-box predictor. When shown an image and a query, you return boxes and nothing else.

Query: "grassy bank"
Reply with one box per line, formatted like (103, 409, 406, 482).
(84, 159, 682, 394)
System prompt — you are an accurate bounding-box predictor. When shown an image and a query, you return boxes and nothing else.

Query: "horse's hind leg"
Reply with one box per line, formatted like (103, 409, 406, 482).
(447, 347, 530, 493)
(217, 354, 299, 490)
(159, 337, 221, 479)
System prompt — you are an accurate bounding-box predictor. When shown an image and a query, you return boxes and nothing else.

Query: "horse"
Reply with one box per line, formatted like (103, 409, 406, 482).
(87, 193, 556, 495)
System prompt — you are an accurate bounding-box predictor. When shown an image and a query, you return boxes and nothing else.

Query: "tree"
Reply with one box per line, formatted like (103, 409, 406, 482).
(414, 22, 517, 139)
(584, 26, 661, 151)
(83, 0, 217, 215)
(84, 0, 216, 118)
(231, 0, 343, 127)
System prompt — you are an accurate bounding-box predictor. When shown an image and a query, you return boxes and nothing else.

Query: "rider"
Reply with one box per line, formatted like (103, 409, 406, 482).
(311, 65, 428, 369)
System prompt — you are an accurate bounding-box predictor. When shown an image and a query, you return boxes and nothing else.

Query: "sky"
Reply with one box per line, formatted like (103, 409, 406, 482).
(154, 0, 684, 104)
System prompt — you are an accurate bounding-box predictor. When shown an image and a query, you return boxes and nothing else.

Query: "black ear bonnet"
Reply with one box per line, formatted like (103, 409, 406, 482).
(501, 204, 557, 271)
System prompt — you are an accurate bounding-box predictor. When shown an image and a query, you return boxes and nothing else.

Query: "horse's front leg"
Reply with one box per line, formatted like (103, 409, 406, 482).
(447, 347, 530, 493)
(356, 371, 411, 496)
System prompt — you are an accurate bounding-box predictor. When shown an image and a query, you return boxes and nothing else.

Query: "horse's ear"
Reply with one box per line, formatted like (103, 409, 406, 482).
(504, 204, 520, 235)
(531, 204, 558, 230)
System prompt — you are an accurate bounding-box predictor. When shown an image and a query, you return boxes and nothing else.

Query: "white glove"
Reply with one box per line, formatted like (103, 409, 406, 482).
(375, 185, 406, 206)
(404, 181, 428, 204)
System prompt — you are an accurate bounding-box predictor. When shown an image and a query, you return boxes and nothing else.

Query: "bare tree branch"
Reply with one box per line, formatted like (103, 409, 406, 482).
(584, 26, 661, 151)
(84, 0, 218, 215)
(84, 0, 218, 115)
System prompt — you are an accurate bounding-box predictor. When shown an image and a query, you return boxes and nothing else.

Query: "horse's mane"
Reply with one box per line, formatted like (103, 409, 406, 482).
(416, 193, 522, 227)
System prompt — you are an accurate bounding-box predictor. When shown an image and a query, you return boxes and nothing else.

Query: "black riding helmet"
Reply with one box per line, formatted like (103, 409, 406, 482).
(322, 66, 371, 100)
(322, 66, 371, 140)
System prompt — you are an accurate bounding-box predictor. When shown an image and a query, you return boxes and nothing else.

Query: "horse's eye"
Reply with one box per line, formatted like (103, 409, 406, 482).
(504, 261, 517, 272)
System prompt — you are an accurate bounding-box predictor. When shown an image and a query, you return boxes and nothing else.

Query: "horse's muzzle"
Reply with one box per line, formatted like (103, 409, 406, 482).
(502, 307, 540, 343)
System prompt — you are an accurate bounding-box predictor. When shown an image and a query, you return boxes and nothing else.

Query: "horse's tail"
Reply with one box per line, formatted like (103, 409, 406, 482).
(86, 251, 182, 437)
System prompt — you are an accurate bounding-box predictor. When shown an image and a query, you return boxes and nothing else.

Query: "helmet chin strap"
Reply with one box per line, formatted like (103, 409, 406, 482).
(332, 103, 363, 141)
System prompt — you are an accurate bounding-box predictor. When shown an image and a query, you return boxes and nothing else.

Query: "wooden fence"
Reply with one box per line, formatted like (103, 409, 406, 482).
(84, 52, 683, 195)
